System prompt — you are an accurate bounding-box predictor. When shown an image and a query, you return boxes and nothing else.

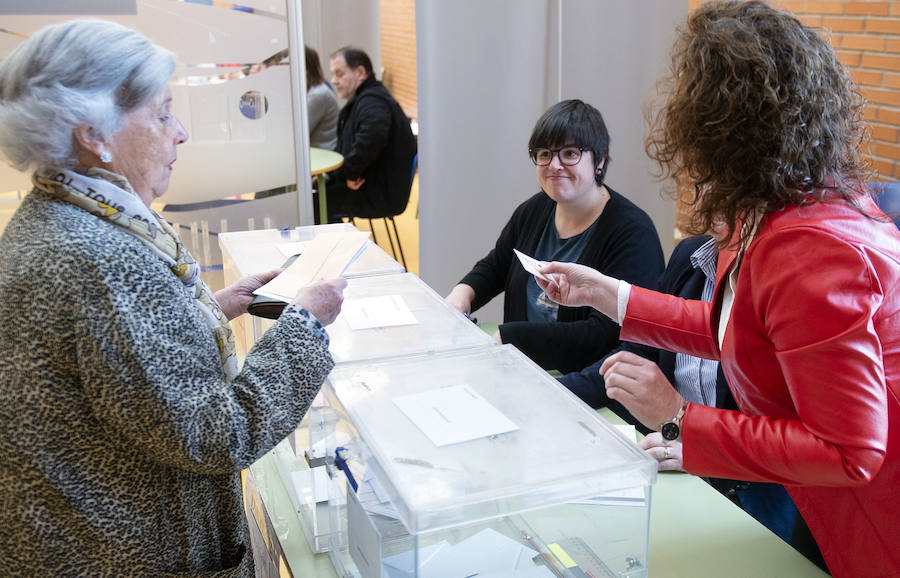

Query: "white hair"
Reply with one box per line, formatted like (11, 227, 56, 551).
(0, 19, 175, 172)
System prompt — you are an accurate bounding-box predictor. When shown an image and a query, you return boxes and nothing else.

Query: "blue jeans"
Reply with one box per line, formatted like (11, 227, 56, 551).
(736, 482, 798, 543)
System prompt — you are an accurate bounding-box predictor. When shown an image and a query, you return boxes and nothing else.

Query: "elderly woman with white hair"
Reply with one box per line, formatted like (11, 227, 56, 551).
(0, 20, 346, 576)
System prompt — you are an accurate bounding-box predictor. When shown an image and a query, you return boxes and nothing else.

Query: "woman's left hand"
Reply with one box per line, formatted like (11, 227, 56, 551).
(215, 269, 282, 320)
(599, 351, 686, 432)
(639, 432, 685, 472)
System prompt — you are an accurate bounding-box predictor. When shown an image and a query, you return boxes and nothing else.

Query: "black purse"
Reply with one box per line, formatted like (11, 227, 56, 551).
(246, 254, 299, 319)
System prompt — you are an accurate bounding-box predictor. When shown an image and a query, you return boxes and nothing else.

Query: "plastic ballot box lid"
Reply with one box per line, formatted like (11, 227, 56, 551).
(324, 344, 658, 534)
(325, 273, 493, 364)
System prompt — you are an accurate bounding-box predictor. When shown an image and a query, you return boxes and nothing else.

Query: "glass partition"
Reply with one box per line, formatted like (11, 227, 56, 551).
(0, 0, 310, 291)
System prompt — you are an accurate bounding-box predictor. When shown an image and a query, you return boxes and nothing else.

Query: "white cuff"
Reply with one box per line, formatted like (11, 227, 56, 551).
(616, 280, 631, 325)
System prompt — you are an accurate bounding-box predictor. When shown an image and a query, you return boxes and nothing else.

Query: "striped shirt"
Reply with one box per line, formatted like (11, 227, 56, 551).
(673, 238, 720, 406)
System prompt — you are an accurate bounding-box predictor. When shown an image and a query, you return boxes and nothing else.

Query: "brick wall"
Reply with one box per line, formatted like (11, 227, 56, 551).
(690, 0, 900, 182)
(380, 0, 417, 120)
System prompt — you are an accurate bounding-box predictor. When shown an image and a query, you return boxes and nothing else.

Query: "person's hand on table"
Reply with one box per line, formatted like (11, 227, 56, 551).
(215, 269, 282, 320)
(640, 433, 685, 472)
(444, 284, 474, 316)
(599, 351, 686, 434)
(536, 261, 619, 319)
(292, 278, 348, 326)
(346, 177, 365, 191)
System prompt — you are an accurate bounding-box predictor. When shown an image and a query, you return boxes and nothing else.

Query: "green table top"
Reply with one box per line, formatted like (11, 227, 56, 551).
(309, 147, 343, 175)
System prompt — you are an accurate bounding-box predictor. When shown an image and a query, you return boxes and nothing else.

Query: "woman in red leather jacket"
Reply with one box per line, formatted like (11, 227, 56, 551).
(538, 2, 900, 576)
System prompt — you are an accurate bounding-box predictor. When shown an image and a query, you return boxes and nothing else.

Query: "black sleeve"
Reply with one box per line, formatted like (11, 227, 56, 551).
(557, 341, 659, 434)
(498, 217, 665, 373)
(334, 95, 392, 181)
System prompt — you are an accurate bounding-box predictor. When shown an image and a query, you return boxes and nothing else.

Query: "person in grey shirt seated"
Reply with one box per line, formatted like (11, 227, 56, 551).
(305, 45, 339, 150)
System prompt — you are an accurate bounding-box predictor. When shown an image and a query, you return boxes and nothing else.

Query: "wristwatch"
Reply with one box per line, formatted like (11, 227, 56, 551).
(660, 403, 688, 441)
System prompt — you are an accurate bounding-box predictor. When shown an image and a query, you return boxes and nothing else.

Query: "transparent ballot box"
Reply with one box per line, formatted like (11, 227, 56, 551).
(325, 272, 494, 364)
(272, 272, 494, 553)
(219, 224, 405, 359)
(321, 345, 657, 578)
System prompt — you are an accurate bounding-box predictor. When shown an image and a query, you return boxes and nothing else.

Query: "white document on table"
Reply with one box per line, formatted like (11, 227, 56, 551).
(393, 384, 519, 447)
(254, 231, 370, 301)
(513, 248, 553, 282)
(341, 295, 419, 330)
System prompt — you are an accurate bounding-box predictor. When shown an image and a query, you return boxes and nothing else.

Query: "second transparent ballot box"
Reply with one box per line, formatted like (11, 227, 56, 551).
(218, 224, 405, 359)
(275, 272, 494, 552)
(322, 345, 657, 578)
(324, 272, 494, 364)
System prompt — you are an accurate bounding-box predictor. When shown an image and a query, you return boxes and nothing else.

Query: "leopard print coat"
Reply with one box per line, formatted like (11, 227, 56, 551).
(0, 190, 334, 576)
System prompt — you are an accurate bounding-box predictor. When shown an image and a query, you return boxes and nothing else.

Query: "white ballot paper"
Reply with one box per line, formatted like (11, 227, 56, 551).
(393, 384, 519, 447)
(341, 295, 419, 330)
(254, 231, 370, 301)
(513, 248, 553, 282)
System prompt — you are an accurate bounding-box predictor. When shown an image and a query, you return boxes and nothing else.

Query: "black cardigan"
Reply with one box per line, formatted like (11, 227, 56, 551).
(460, 189, 664, 373)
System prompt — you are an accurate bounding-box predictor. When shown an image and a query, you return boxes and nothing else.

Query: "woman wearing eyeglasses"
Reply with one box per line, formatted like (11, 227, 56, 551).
(444, 99, 664, 373)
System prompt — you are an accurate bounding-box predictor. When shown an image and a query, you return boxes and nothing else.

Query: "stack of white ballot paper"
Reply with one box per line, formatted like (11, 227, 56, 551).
(253, 231, 371, 302)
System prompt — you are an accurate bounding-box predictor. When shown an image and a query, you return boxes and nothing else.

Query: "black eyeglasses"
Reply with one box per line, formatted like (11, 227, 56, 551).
(529, 146, 588, 166)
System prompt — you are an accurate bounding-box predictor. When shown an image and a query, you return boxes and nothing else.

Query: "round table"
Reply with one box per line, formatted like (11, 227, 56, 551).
(310, 147, 344, 225)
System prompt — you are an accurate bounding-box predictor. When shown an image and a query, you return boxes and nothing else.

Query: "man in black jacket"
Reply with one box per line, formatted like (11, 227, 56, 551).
(325, 46, 416, 223)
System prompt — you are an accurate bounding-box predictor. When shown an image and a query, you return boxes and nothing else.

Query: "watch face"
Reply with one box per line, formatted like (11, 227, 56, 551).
(661, 422, 680, 441)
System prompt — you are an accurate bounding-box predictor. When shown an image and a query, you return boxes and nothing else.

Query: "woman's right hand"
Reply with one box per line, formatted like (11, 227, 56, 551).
(291, 278, 348, 326)
(536, 261, 619, 318)
(444, 284, 475, 315)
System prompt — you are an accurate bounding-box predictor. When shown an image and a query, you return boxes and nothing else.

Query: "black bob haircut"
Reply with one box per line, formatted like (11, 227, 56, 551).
(528, 99, 611, 185)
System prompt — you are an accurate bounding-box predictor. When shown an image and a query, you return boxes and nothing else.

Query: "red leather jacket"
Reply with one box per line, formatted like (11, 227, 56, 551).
(622, 195, 900, 578)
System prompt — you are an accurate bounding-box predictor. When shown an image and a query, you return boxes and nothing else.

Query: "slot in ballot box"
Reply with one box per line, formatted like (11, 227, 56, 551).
(318, 345, 657, 578)
(219, 224, 405, 360)
(273, 272, 494, 553)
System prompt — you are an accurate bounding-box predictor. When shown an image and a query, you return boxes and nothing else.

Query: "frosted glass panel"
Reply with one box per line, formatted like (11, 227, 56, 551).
(0, 0, 307, 291)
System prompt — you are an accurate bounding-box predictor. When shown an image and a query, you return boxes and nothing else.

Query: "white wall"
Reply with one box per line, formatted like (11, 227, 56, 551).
(417, 0, 686, 323)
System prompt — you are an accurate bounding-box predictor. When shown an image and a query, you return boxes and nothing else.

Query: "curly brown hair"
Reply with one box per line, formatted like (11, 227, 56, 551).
(646, 0, 871, 247)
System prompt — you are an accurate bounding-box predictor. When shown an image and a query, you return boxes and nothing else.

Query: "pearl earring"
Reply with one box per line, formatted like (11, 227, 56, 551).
(100, 151, 112, 163)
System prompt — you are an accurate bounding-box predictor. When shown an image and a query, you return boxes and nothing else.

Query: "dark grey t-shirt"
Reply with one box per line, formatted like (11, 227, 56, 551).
(525, 207, 599, 322)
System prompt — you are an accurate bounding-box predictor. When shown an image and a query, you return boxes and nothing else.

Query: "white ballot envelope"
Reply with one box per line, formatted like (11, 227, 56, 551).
(513, 248, 553, 282)
(341, 295, 419, 330)
(254, 231, 370, 301)
(393, 384, 519, 447)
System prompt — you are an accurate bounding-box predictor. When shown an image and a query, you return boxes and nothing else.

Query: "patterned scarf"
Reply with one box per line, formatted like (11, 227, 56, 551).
(33, 167, 239, 380)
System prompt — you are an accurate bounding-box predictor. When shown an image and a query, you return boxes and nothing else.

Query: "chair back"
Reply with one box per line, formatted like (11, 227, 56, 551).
(872, 181, 900, 230)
